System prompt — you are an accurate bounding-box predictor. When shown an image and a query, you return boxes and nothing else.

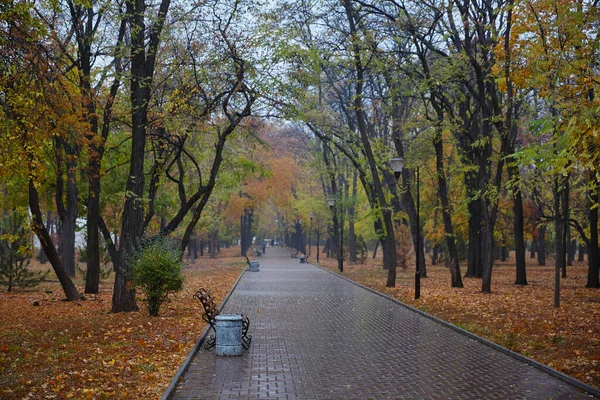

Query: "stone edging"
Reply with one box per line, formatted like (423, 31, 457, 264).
(312, 262, 600, 398)
(160, 265, 248, 400)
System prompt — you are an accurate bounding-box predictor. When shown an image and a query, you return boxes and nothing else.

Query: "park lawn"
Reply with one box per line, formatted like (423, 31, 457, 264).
(318, 256, 600, 390)
(0, 248, 246, 400)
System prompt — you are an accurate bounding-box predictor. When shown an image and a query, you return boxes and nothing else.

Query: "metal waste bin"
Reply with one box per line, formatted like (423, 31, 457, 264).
(249, 260, 259, 272)
(215, 314, 243, 356)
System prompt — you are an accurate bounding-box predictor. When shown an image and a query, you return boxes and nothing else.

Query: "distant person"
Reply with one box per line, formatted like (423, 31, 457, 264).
(261, 242, 266, 254)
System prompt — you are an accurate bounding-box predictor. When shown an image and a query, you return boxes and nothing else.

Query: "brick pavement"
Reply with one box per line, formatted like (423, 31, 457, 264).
(169, 247, 596, 399)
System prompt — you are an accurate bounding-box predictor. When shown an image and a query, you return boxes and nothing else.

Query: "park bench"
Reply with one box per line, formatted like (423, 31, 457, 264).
(193, 288, 251, 350)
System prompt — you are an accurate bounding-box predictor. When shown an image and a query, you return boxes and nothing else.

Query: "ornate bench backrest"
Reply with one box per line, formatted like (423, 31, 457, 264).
(194, 288, 219, 323)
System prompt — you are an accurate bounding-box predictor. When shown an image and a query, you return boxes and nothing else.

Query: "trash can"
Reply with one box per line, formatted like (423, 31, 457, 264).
(249, 260, 259, 272)
(215, 314, 243, 356)
(299, 255, 306, 263)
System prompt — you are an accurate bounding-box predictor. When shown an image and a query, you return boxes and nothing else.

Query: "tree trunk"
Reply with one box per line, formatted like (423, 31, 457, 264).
(112, 0, 170, 313)
(433, 129, 462, 288)
(241, 209, 253, 257)
(322, 145, 341, 271)
(192, 235, 198, 260)
(567, 238, 575, 267)
(189, 235, 196, 262)
(209, 231, 217, 259)
(538, 225, 546, 266)
(554, 175, 564, 307)
(372, 239, 379, 259)
(240, 215, 245, 256)
(562, 177, 570, 278)
(331, 213, 340, 269)
(431, 209, 439, 266)
(578, 241, 585, 262)
(481, 201, 496, 293)
(38, 211, 52, 264)
(587, 185, 599, 287)
(29, 180, 81, 301)
(59, 149, 78, 278)
(343, 0, 396, 285)
(82, 51, 101, 294)
(347, 169, 358, 262)
(510, 163, 527, 285)
(113, 1, 147, 314)
(465, 199, 483, 278)
(85, 172, 101, 293)
(530, 239, 537, 259)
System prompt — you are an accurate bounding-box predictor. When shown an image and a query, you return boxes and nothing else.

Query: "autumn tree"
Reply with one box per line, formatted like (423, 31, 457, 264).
(0, 4, 82, 300)
(511, 0, 600, 291)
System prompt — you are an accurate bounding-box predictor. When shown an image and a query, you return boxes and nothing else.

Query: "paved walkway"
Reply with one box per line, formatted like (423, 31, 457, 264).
(170, 247, 595, 399)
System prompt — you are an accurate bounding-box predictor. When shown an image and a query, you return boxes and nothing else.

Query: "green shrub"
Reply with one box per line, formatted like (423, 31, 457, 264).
(0, 211, 48, 291)
(132, 235, 184, 316)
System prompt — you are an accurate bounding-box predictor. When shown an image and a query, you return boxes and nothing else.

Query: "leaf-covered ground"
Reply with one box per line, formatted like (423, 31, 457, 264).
(319, 256, 600, 390)
(0, 248, 246, 399)
(2, 249, 599, 399)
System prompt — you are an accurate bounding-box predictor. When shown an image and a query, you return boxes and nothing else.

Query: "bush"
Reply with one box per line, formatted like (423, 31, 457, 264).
(0, 211, 48, 291)
(132, 235, 184, 316)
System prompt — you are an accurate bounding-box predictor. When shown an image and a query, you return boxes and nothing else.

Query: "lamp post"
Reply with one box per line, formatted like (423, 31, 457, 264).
(298, 218, 303, 253)
(309, 212, 314, 259)
(391, 157, 420, 299)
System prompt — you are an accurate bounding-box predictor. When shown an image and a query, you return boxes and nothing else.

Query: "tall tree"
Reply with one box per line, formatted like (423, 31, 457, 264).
(65, 0, 127, 293)
(343, 0, 398, 286)
(0, 4, 83, 300)
(112, 0, 171, 313)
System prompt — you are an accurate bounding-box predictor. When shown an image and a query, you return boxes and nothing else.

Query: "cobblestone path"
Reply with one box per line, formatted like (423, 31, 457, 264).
(169, 247, 595, 399)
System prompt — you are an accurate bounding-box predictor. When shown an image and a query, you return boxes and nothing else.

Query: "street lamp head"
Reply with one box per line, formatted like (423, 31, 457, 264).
(391, 157, 404, 181)
(309, 212, 314, 220)
(327, 198, 335, 208)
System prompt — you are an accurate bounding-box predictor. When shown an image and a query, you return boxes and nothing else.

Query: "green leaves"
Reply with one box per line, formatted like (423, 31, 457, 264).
(131, 236, 184, 317)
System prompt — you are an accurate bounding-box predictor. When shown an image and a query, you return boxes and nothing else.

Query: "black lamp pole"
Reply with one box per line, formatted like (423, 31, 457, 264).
(391, 157, 420, 299)
(316, 217, 320, 263)
(309, 212, 313, 259)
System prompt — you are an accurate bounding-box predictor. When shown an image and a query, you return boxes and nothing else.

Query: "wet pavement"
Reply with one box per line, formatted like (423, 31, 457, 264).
(169, 247, 596, 399)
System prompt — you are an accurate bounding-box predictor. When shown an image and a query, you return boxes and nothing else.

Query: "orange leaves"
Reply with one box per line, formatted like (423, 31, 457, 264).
(0, 248, 246, 399)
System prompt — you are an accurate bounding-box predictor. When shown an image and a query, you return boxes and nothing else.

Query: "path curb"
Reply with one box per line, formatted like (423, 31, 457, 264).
(160, 265, 248, 400)
(313, 262, 600, 398)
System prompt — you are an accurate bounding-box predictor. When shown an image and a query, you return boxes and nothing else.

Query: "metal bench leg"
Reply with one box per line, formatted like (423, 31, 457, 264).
(241, 315, 252, 350)
(204, 323, 217, 349)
